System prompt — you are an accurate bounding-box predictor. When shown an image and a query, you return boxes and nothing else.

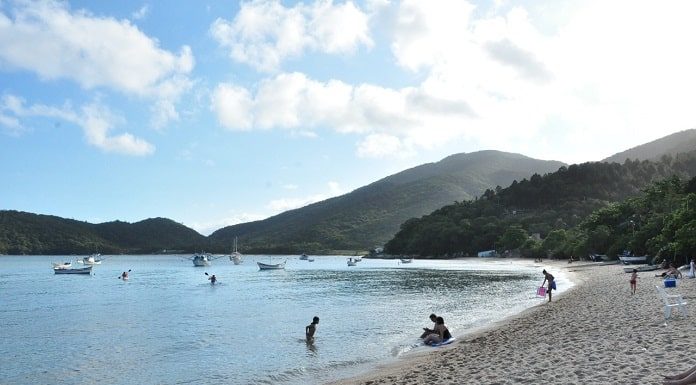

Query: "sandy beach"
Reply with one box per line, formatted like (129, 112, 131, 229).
(330, 261, 694, 385)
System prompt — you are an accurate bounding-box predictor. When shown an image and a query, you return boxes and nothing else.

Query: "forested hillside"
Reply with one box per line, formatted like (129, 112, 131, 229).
(385, 152, 696, 258)
(209, 151, 565, 253)
(603, 129, 696, 163)
(0, 212, 206, 254)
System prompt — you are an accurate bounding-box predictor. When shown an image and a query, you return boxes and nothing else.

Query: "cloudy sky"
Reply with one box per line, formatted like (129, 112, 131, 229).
(2, 0, 695, 235)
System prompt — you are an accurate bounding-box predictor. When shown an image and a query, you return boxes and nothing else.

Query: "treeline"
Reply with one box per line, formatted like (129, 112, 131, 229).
(385, 153, 696, 261)
(0, 212, 208, 255)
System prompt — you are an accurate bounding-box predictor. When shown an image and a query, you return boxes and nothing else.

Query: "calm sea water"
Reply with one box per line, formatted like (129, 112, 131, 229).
(0, 255, 570, 385)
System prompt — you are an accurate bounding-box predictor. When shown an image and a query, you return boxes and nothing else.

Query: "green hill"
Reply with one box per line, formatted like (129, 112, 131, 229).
(385, 152, 696, 257)
(0, 211, 206, 255)
(603, 129, 696, 163)
(209, 150, 565, 253)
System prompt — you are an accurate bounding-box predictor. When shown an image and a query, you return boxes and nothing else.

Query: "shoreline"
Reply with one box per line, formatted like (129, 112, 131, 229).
(328, 260, 695, 385)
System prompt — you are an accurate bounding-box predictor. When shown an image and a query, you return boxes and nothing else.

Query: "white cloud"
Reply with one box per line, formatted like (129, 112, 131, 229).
(210, 0, 373, 72)
(0, 95, 154, 156)
(213, 0, 696, 164)
(132, 4, 150, 20)
(211, 71, 474, 157)
(0, 1, 193, 127)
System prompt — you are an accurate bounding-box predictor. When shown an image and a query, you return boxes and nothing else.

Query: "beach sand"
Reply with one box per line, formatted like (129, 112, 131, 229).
(329, 261, 694, 385)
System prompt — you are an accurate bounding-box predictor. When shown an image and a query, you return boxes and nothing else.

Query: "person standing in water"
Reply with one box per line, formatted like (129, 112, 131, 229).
(306, 316, 319, 343)
(541, 269, 556, 302)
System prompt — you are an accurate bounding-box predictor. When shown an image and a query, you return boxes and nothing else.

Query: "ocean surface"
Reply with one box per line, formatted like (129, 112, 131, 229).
(0, 255, 571, 385)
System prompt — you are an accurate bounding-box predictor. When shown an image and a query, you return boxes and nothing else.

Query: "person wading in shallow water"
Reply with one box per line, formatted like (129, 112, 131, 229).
(541, 269, 556, 302)
(306, 316, 319, 343)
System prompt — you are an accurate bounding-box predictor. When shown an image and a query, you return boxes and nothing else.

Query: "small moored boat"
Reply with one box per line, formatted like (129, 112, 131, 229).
(618, 252, 648, 265)
(191, 253, 213, 267)
(400, 258, 413, 264)
(76, 254, 103, 265)
(229, 237, 243, 265)
(54, 266, 92, 275)
(52, 262, 72, 269)
(257, 260, 286, 270)
(347, 258, 357, 266)
(623, 265, 659, 273)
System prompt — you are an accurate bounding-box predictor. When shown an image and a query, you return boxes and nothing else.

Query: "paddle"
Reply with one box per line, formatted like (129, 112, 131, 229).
(205, 272, 218, 284)
(117, 269, 131, 279)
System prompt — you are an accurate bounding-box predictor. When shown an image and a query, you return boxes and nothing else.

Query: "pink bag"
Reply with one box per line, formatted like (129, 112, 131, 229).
(536, 286, 546, 297)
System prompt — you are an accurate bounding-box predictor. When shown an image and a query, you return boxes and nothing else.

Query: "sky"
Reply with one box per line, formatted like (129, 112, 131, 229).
(1, 0, 696, 235)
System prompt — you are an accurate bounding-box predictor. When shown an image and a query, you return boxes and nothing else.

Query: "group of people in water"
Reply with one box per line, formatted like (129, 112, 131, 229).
(305, 269, 556, 347)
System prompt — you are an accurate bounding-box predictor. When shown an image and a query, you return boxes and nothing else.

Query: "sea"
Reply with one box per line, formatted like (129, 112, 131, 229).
(0, 255, 571, 385)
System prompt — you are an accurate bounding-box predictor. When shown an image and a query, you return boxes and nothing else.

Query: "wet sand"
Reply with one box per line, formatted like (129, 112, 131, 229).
(329, 261, 694, 385)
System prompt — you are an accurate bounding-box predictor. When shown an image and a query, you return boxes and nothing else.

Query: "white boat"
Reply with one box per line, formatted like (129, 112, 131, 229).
(191, 253, 213, 267)
(299, 254, 309, 260)
(257, 259, 286, 270)
(76, 254, 103, 265)
(623, 265, 659, 273)
(229, 237, 243, 265)
(618, 252, 648, 265)
(307, 258, 315, 262)
(400, 258, 413, 264)
(347, 258, 357, 266)
(52, 262, 72, 269)
(54, 266, 92, 275)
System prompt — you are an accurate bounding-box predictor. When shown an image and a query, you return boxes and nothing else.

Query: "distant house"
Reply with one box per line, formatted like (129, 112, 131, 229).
(477, 250, 497, 258)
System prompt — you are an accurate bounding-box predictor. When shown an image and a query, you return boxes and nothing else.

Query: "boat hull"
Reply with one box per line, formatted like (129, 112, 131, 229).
(623, 265, 659, 273)
(257, 261, 285, 270)
(619, 256, 648, 265)
(54, 266, 92, 275)
(230, 253, 243, 265)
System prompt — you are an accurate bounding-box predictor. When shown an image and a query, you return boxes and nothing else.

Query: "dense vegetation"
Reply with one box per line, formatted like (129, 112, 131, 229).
(385, 152, 696, 262)
(0, 212, 207, 255)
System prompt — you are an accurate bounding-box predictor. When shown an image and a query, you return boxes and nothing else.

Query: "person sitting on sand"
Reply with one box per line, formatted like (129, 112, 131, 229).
(664, 364, 696, 385)
(420, 313, 438, 338)
(423, 316, 452, 345)
(656, 264, 682, 279)
(541, 269, 556, 302)
(306, 316, 319, 343)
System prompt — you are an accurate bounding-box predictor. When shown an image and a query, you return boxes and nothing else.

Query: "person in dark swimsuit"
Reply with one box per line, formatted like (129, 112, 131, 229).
(306, 316, 319, 343)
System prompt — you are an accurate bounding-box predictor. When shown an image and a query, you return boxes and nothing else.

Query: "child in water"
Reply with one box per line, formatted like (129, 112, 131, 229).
(306, 316, 319, 343)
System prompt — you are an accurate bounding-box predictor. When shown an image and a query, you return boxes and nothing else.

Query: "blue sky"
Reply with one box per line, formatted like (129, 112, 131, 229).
(1, 0, 695, 235)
